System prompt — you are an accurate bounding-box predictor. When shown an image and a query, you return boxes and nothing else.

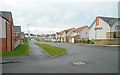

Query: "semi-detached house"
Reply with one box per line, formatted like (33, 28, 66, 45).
(56, 31, 64, 42)
(0, 11, 14, 52)
(62, 28, 75, 42)
(71, 26, 89, 43)
(56, 28, 74, 42)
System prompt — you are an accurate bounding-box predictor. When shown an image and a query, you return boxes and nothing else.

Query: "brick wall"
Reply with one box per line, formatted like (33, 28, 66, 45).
(0, 38, 1, 52)
(0, 16, 14, 52)
(6, 22, 11, 52)
(8, 16, 14, 51)
(0, 38, 6, 52)
(12, 24, 14, 50)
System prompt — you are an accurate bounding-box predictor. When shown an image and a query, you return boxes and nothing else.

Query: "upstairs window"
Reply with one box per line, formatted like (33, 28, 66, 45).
(115, 25, 120, 31)
(14, 33, 18, 36)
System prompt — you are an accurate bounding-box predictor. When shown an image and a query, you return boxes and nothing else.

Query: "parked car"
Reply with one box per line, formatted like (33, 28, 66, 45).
(53, 40, 61, 43)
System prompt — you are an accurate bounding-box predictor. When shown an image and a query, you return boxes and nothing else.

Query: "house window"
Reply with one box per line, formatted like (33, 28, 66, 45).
(15, 33, 18, 36)
(115, 25, 120, 30)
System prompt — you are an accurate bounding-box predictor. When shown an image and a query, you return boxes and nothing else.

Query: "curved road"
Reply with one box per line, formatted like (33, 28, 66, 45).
(2, 39, 118, 73)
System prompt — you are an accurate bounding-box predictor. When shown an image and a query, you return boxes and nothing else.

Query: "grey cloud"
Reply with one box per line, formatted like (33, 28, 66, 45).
(0, 0, 118, 34)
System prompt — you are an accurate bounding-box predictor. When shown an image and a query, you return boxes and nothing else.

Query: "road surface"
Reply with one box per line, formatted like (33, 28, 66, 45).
(2, 39, 118, 73)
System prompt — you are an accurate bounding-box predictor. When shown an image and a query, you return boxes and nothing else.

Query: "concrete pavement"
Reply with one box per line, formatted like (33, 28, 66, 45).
(28, 39, 50, 60)
(2, 39, 49, 62)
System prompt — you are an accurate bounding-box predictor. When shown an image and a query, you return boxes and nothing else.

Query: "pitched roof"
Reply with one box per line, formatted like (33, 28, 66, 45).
(56, 32, 60, 34)
(56, 31, 64, 35)
(64, 28, 75, 33)
(64, 28, 74, 32)
(90, 16, 118, 28)
(0, 11, 12, 22)
(99, 16, 118, 26)
(14, 26, 21, 33)
(73, 26, 88, 32)
(56, 28, 74, 35)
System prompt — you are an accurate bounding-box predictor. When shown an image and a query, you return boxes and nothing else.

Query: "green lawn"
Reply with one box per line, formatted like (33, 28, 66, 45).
(1, 41, 29, 56)
(35, 43, 67, 57)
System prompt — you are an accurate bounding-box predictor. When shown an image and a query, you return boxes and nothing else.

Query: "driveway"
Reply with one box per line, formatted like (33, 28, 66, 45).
(2, 39, 118, 73)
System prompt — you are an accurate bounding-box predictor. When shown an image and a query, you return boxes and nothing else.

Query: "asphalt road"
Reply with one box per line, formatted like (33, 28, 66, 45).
(2, 39, 118, 73)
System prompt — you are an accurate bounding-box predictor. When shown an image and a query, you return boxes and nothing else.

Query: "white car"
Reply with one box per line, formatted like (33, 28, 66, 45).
(53, 40, 61, 43)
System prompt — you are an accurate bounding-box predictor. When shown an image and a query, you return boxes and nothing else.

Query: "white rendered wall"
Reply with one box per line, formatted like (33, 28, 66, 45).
(89, 18, 110, 40)
(0, 17, 6, 38)
(80, 27, 89, 39)
(96, 18, 110, 39)
(89, 21, 96, 40)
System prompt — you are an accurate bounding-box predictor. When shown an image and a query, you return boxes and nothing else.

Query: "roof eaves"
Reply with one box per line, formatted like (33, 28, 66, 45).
(0, 15, 9, 22)
(89, 19, 96, 28)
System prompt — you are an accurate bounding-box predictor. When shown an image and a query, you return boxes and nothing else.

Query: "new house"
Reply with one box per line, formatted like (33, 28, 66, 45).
(48, 34, 56, 41)
(0, 11, 14, 52)
(89, 16, 120, 45)
(14, 26, 21, 48)
(71, 26, 89, 43)
(42, 34, 56, 41)
(56, 28, 75, 42)
(21, 32, 25, 42)
(55, 31, 64, 42)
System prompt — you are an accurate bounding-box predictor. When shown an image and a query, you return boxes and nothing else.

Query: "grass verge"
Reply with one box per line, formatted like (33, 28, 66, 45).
(35, 43, 67, 57)
(1, 41, 29, 56)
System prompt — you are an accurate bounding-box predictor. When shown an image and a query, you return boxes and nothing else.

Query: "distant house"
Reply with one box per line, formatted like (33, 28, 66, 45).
(21, 32, 25, 42)
(71, 26, 89, 43)
(14, 26, 21, 48)
(38, 34, 46, 41)
(49, 34, 56, 41)
(56, 28, 75, 42)
(89, 16, 120, 45)
(0, 11, 14, 52)
(42, 34, 55, 41)
(55, 31, 64, 42)
(35, 34, 41, 40)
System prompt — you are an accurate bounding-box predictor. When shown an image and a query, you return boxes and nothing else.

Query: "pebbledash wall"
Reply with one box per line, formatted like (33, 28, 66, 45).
(0, 11, 14, 52)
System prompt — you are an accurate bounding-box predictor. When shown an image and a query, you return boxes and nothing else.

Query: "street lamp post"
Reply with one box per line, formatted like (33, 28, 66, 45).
(28, 24, 30, 40)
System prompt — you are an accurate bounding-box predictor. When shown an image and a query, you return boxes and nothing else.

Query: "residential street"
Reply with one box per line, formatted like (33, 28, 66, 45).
(2, 39, 118, 73)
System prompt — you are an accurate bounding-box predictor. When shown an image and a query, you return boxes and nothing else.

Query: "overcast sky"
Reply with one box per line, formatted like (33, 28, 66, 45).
(0, 0, 119, 34)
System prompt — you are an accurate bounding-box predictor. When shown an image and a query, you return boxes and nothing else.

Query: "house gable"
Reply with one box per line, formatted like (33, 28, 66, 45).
(0, 11, 13, 22)
(14, 26, 21, 33)
(89, 16, 118, 29)
(111, 19, 120, 32)
(72, 26, 87, 36)
(89, 17, 110, 40)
